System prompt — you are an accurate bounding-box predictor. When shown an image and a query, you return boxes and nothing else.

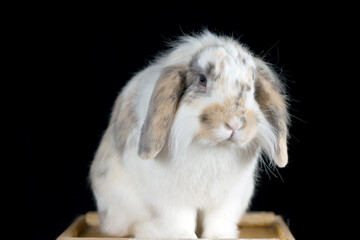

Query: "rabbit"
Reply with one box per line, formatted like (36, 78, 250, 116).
(89, 31, 289, 238)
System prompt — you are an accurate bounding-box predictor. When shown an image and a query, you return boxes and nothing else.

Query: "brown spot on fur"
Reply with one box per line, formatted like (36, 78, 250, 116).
(138, 66, 186, 159)
(196, 128, 222, 142)
(196, 101, 259, 145)
(197, 100, 258, 144)
(241, 110, 258, 143)
(199, 103, 226, 129)
(197, 102, 230, 142)
(200, 113, 210, 124)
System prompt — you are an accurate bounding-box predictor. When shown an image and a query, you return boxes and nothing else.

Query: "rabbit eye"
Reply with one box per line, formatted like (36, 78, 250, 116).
(199, 74, 207, 87)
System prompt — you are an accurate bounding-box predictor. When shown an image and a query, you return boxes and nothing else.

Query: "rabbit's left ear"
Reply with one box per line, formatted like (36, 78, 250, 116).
(254, 58, 289, 167)
(138, 66, 186, 160)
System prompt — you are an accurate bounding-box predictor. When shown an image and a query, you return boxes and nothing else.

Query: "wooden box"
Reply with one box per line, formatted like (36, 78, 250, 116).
(57, 211, 294, 240)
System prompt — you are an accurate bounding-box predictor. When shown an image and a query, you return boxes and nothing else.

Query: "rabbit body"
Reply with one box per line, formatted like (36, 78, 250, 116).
(90, 31, 289, 238)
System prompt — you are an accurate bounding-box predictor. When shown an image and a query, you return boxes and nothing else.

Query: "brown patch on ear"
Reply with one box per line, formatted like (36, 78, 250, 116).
(255, 59, 289, 167)
(138, 66, 186, 159)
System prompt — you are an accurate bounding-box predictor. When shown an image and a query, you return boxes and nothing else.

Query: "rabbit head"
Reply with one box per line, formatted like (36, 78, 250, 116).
(138, 33, 289, 167)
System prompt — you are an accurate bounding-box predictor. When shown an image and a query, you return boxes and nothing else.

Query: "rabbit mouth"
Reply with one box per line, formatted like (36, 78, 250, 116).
(195, 128, 250, 147)
(228, 130, 235, 140)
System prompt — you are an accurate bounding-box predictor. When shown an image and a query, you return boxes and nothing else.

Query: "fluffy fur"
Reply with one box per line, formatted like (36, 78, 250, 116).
(90, 31, 289, 238)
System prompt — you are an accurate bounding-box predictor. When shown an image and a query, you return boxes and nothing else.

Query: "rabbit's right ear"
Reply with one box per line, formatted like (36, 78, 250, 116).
(254, 58, 289, 168)
(138, 66, 187, 160)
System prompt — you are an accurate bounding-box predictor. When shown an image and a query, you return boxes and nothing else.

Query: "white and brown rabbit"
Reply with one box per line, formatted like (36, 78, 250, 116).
(90, 31, 289, 238)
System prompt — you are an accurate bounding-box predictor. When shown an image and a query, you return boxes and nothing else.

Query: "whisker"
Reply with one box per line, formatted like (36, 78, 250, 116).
(288, 113, 307, 124)
(274, 166, 284, 183)
(259, 156, 271, 179)
(259, 154, 279, 180)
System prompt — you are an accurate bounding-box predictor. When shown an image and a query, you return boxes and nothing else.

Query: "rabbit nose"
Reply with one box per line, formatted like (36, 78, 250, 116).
(225, 117, 244, 131)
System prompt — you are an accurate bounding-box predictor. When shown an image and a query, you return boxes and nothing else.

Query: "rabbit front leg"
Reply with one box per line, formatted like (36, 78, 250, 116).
(201, 203, 243, 238)
(201, 181, 254, 238)
(134, 206, 198, 238)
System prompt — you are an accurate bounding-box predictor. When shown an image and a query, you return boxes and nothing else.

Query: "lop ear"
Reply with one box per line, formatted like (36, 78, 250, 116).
(254, 58, 289, 167)
(138, 66, 186, 159)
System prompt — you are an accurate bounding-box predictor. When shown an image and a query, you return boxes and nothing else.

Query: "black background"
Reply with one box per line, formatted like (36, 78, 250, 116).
(18, 3, 355, 240)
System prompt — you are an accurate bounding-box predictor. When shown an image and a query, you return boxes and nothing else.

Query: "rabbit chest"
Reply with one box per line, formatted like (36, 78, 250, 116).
(128, 144, 259, 208)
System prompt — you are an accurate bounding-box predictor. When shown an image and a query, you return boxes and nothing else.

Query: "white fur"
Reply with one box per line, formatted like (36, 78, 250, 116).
(90, 31, 284, 238)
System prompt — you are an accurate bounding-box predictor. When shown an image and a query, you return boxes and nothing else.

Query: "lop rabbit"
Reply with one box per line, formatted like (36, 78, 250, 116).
(90, 31, 289, 238)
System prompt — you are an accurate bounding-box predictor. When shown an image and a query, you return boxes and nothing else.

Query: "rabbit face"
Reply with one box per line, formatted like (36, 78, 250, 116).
(180, 46, 260, 147)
